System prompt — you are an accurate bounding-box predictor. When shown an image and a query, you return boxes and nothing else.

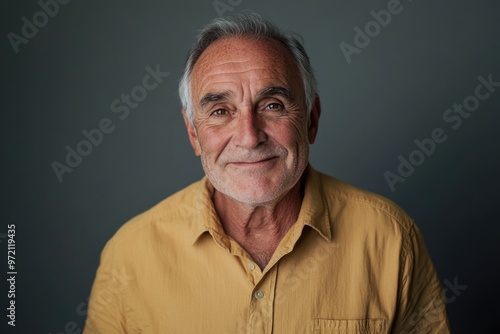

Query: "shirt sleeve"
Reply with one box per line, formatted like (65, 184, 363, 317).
(391, 223, 451, 334)
(83, 238, 134, 334)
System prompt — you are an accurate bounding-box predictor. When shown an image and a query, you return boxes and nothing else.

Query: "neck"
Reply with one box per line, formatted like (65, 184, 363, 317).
(213, 179, 303, 269)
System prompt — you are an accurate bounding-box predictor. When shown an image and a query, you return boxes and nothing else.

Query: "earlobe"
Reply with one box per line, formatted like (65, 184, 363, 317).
(308, 94, 321, 144)
(182, 109, 202, 156)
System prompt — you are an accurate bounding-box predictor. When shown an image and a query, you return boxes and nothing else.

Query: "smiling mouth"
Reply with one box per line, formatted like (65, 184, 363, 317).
(230, 157, 277, 166)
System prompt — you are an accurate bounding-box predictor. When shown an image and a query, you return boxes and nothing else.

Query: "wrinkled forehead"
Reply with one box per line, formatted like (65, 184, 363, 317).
(190, 36, 303, 99)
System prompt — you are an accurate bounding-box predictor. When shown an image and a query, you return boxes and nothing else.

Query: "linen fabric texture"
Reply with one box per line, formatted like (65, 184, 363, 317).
(84, 165, 449, 334)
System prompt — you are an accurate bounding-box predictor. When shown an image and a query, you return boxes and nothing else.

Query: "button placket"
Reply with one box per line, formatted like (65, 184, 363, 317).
(246, 265, 278, 334)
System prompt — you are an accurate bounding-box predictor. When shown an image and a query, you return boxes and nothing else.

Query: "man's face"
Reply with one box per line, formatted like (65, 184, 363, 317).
(184, 36, 320, 205)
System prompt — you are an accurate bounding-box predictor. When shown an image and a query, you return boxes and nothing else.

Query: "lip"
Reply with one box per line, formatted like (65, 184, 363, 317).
(229, 156, 277, 166)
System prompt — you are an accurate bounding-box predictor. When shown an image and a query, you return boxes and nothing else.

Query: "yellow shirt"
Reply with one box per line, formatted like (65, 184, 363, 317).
(84, 166, 449, 334)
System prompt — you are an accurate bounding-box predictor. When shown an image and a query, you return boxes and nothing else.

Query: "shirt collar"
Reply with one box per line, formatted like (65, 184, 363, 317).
(297, 164, 333, 241)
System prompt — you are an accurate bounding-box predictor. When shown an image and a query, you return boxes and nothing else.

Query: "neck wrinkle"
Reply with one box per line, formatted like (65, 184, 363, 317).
(213, 177, 303, 247)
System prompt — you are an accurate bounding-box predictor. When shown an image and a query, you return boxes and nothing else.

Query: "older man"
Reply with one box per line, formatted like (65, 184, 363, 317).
(84, 13, 449, 333)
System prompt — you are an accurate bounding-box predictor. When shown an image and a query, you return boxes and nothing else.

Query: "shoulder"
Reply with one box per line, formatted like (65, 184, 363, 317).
(314, 169, 415, 235)
(106, 178, 207, 248)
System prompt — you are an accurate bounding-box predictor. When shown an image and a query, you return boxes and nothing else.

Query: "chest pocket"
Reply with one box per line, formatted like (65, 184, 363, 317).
(310, 319, 386, 334)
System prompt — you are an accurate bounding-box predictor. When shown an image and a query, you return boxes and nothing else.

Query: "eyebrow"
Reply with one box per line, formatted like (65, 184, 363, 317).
(198, 86, 294, 108)
(258, 86, 294, 101)
(199, 91, 231, 108)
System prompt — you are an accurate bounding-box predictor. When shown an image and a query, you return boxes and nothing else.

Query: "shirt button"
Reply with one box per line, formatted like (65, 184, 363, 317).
(254, 290, 264, 300)
(248, 263, 255, 270)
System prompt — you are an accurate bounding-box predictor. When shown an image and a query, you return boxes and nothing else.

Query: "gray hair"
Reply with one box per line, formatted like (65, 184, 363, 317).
(179, 12, 317, 125)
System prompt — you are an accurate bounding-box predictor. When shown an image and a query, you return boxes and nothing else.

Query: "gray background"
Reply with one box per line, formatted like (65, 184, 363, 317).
(2, 0, 499, 333)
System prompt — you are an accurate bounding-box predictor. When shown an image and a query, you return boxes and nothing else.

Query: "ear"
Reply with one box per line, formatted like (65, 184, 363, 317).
(182, 109, 201, 156)
(307, 94, 321, 144)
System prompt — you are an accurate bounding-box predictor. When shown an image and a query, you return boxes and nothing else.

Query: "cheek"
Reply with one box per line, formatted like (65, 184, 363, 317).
(197, 126, 230, 158)
(272, 118, 309, 147)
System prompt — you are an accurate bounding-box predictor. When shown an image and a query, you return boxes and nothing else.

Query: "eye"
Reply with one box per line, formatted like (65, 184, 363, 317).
(212, 109, 229, 116)
(265, 103, 284, 111)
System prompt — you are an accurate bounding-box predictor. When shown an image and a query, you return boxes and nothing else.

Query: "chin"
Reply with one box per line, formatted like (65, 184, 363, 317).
(229, 190, 281, 206)
(202, 158, 307, 205)
(214, 177, 297, 206)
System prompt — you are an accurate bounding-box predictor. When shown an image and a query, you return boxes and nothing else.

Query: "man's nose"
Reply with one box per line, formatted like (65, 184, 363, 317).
(233, 111, 266, 149)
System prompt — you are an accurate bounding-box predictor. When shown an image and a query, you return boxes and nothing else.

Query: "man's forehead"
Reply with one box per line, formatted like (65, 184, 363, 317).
(191, 36, 301, 98)
(193, 36, 293, 70)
